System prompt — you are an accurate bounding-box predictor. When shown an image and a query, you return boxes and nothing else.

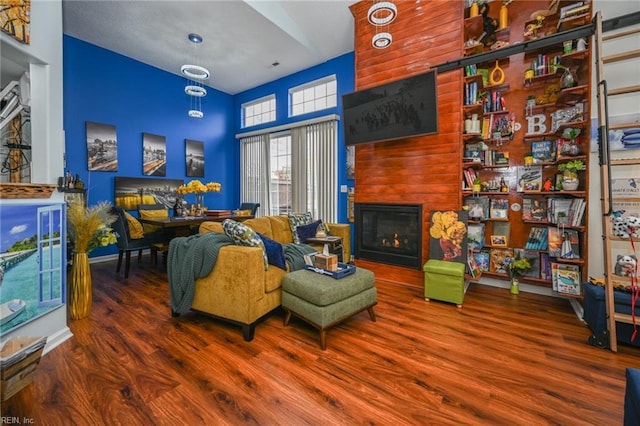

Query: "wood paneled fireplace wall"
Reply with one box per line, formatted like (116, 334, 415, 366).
(350, 1, 463, 288)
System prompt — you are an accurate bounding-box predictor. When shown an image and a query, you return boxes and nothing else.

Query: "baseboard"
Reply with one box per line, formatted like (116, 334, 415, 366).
(42, 326, 73, 355)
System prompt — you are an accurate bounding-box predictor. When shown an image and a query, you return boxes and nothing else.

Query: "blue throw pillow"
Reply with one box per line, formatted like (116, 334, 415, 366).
(257, 233, 287, 270)
(295, 220, 322, 244)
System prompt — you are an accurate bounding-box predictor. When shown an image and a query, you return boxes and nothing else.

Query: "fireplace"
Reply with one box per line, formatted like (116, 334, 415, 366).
(355, 203, 422, 269)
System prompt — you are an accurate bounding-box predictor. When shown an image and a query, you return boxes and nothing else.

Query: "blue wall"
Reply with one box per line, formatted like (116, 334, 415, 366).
(63, 35, 355, 256)
(63, 35, 237, 211)
(233, 52, 355, 223)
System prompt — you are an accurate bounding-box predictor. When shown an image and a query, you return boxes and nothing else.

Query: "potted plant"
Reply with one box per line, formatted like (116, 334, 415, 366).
(503, 252, 532, 294)
(551, 63, 578, 89)
(558, 160, 583, 191)
(472, 177, 482, 193)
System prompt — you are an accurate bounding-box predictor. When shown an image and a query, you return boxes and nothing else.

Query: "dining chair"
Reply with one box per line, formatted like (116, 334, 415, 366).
(137, 203, 169, 233)
(239, 202, 260, 216)
(111, 206, 164, 278)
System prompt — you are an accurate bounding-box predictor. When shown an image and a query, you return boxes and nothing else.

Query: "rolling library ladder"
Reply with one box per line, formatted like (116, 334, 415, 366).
(595, 11, 640, 352)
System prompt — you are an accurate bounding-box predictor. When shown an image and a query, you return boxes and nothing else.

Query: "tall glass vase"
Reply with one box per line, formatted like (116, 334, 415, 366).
(69, 252, 92, 320)
(195, 193, 205, 216)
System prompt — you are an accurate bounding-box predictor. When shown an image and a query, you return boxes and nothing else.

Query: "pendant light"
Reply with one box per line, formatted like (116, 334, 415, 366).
(182, 33, 210, 119)
(368, 1, 397, 49)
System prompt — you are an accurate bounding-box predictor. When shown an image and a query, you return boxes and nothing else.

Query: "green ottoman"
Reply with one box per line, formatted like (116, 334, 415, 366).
(423, 259, 466, 308)
(282, 268, 377, 350)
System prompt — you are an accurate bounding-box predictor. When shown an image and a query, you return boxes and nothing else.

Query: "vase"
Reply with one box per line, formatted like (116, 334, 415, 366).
(69, 252, 92, 320)
(469, 2, 479, 17)
(499, 5, 508, 29)
(510, 278, 520, 295)
(195, 193, 205, 216)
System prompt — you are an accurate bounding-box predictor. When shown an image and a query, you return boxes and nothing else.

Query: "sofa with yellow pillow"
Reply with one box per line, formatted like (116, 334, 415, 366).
(187, 214, 351, 341)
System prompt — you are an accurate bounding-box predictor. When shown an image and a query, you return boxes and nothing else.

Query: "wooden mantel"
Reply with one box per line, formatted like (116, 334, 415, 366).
(350, 0, 463, 288)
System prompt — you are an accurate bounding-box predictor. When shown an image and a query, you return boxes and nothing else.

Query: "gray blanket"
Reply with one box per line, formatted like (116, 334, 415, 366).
(168, 235, 316, 314)
(168, 232, 234, 314)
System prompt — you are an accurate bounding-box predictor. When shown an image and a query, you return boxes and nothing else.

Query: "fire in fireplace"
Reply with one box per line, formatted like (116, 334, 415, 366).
(355, 203, 422, 268)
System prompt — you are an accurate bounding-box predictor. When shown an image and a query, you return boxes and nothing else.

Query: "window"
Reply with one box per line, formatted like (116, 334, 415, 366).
(289, 75, 337, 117)
(239, 118, 338, 222)
(269, 133, 292, 215)
(241, 95, 276, 128)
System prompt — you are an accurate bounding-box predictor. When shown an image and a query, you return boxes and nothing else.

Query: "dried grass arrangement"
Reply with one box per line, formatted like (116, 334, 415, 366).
(67, 199, 117, 254)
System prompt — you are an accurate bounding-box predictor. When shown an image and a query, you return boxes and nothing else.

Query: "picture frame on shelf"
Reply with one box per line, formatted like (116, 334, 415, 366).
(490, 235, 508, 247)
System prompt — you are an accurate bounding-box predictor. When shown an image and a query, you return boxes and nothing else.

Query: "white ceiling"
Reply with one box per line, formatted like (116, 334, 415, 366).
(62, 0, 357, 95)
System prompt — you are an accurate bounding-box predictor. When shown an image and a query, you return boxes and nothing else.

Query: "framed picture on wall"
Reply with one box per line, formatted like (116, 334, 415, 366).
(143, 133, 166, 176)
(185, 139, 204, 177)
(346, 146, 355, 180)
(86, 121, 118, 172)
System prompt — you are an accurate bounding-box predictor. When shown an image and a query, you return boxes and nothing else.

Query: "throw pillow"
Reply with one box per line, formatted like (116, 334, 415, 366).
(288, 212, 313, 244)
(257, 233, 287, 270)
(123, 211, 145, 239)
(295, 220, 322, 244)
(139, 208, 168, 233)
(222, 219, 268, 270)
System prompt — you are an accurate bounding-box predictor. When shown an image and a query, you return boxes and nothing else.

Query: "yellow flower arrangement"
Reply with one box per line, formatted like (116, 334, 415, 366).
(176, 180, 222, 195)
(67, 199, 118, 254)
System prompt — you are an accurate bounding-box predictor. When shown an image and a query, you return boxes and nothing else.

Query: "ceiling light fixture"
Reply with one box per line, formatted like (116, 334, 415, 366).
(368, 1, 397, 49)
(367, 2, 397, 25)
(182, 33, 210, 119)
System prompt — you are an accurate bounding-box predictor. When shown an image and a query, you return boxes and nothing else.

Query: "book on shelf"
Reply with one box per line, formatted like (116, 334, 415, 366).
(464, 195, 490, 221)
(569, 198, 586, 226)
(467, 223, 485, 251)
(464, 141, 486, 164)
(516, 166, 543, 192)
(467, 252, 481, 278)
(514, 248, 540, 279)
(525, 226, 548, 250)
(559, 229, 580, 260)
(540, 253, 552, 280)
(463, 168, 478, 188)
(550, 262, 581, 292)
(492, 151, 509, 165)
(547, 227, 562, 257)
(489, 248, 513, 274)
(531, 140, 556, 163)
(559, 2, 584, 19)
(522, 197, 548, 222)
(489, 198, 509, 219)
(556, 267, 582, 295)
(548, 198, 573, 225)
(474, 251, 490, 272)
(611, 178, 640, 200)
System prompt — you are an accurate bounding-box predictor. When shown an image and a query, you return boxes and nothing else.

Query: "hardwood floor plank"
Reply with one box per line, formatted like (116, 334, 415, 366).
(2, 258, 640, 425)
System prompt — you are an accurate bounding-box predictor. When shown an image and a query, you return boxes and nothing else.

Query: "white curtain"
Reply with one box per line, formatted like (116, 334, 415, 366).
(240, 118, 337, 222)
(240, 134, 269, 216)
(303, 120, 337, 222)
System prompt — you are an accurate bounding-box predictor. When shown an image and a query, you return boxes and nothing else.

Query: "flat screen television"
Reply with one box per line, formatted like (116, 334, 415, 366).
(342, 70, 438, 146)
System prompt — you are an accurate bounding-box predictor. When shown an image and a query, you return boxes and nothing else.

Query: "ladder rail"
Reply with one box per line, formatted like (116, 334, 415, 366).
(595, 11, 640, 352)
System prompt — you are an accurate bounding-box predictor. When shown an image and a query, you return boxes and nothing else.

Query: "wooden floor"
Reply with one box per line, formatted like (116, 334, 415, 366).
(3, 257, 640, 425)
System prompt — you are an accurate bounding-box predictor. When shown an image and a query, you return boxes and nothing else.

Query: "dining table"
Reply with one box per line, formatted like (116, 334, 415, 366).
(138, 213, 254, 238)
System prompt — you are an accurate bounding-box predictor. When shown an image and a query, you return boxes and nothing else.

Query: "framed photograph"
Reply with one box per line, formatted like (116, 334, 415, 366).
(346, 146, 355, 180)
(490, 235, 508, 247)
(143, 133, 166, 176)
(86, 122, 118, 172)
(185, 139, 204, 177)
(114, 176, 183, 210)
